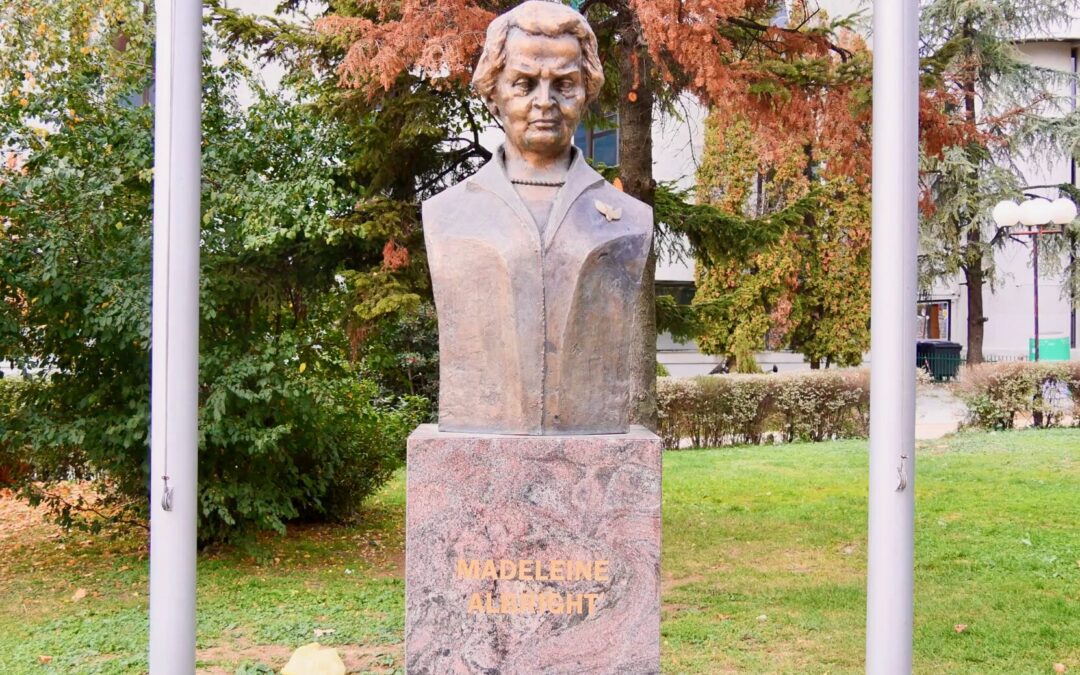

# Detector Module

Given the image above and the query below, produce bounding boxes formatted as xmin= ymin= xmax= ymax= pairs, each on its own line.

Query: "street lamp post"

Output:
xmin=992 ymin=197 xmax=1077 ymax=361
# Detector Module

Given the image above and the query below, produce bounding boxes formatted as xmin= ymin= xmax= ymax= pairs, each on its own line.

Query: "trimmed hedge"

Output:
xmin=656 ymin=370 xmax=870 ymax=450
xmin=957 ymin=361 xmax=1080 ymax=430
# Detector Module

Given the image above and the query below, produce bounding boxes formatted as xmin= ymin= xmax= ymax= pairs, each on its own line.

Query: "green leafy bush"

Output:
xmin=957 ymin=361 xmax=1080 ymax=430
xmin=773 ymin=370 xmax=869 ymax=442
xmin=0 ymin=378 xmax=28 ymax=488
xmin=196 ymin=338 xmax=426 ymax=543
xmin=358 ymin=303 xmax=439 ymax=416
xmin=0 ymin=17 xmax=427 ymax=542
xmin=697 ymin=375 xmax=773 ymax=446
xmin=656 ymin=370 xmax=869 ymax=450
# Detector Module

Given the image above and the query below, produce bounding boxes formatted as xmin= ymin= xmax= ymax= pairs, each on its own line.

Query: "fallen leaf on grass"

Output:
xmin=71 ymin=587 xmax=87 ymax=601
xmin=953 ymin=624 xmax=967 ymax=633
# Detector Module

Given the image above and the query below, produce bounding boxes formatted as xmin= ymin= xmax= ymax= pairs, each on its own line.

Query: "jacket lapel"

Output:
xmin=465 ymin=154 xmax=539 ymax=243
xmin=466 ymin=145 xmax=606 ymax=250
xmin=542 ymin=148 xmax=605 ymax=250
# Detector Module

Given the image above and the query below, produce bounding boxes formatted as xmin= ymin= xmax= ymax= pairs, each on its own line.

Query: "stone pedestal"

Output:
xmin=405 ymin=424 xmax=662 ymax=674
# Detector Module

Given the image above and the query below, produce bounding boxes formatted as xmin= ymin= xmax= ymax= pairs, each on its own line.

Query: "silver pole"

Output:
xmin=149 ymin=0 xmax=202 ymax=672
xmin=866 ymin=0 xmax=918 ymax=673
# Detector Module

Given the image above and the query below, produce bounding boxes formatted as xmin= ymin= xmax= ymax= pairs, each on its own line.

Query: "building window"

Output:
xmin=574 ymin=113 xmax=619 ymax=166
xmin=656 ymin=281 xmax=695 ymax=306
xmin=917 ymin=299 xmax=951 ymax=340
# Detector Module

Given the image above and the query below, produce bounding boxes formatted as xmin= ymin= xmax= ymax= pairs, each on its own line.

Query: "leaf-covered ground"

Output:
xmin=1 ymin=429 xmax=1077 ymax=674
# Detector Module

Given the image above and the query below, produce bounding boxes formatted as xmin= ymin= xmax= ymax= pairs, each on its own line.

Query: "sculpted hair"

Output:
xmin=472 ymin=0 xmax=605 ymax=106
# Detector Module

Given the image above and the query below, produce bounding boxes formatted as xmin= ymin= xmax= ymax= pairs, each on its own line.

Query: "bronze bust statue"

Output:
xmin=423 ymin=0 xmax=652 ymax=435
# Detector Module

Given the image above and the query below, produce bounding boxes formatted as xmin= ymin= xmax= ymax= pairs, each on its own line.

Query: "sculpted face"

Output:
xmin=490 ymin=29 xmax=587 ymax=159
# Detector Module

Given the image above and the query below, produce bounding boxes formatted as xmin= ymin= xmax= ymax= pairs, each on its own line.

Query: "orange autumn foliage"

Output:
xmin=919 ymin=87 xmax=981 ymax=160
xmin=382 ymin=238 xmax=411 ymax=270
xmin=319 ymin=0 xmax=495 ymax=93
xmin=319 ymin=0 xmax=977 ymax=233
xmin=319 ymin=0 xmax=882 ymax=176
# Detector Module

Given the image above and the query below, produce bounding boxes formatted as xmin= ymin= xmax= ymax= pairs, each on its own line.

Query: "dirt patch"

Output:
xmin=199 ymin=520 xmax=405 ymax=579
xmin=0 ymin=483 xmax=138 ymax=550
xmin=382 ymin=549 xmax=405 ymax=578
xmin=0 ymin=488 xmax=60 ymax=546
xmin=196 ymin=639 xmax=404 ymax=674
xmin=662 ymin=573 xmax=707 ymax=593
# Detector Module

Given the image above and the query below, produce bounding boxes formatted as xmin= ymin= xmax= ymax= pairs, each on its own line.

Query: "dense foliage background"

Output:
xmin=0 ymin=0 xmax=425 ymax=543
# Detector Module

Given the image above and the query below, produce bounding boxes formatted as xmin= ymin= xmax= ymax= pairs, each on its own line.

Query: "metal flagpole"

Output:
xmin=148 ymin=0 xmax=202 ymax=672
xmin=866 ymin=0 xmax=919 ymax=673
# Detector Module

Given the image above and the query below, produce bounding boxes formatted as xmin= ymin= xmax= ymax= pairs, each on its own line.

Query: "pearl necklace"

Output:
xmin=510 ymin=178 xmax=565 ymax=187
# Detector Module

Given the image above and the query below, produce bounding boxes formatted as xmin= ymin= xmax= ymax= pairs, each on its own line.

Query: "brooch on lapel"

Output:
xmin=594 ymin=199 xmax=622 ymax=222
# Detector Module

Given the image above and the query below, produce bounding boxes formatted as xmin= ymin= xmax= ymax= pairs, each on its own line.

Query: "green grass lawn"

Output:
xmin=0 ymin=429 xmax=1077 ymax=674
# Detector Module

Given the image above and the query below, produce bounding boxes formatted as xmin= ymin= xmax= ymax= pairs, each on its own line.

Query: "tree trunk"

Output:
xmin=963 ymin=252 xmax=986 ymax=364
xmin=617 ymin=27 xmax=657 ymax=430
xmin=960 ymin=25 xmax=985 ymax=365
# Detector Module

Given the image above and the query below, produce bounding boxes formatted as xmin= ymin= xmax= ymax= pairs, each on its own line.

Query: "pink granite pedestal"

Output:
xmin=405 ymin=424 xmax=662 ymax=674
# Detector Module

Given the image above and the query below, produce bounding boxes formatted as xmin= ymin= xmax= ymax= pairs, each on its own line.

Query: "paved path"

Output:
xmin=915 ymin=384 xmax=967 ymax=439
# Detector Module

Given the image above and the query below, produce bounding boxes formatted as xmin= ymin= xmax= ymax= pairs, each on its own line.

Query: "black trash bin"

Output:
xmin=916 ymin=340 xmax=963 ymax=381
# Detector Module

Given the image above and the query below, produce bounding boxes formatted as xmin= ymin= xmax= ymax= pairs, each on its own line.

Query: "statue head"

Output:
xmin=472 ymin=1 xmax=605 ymax=160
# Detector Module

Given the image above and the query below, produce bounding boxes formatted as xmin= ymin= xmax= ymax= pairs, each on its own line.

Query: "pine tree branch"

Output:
xmin=724 ymin=16 xmax=854 ymax=62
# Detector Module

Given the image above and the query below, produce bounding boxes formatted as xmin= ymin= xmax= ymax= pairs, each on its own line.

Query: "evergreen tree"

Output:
xmin=0 ymin=0 xmax=424 ymax=542
xmin=918 ymin=0 xmax=1080 ymax=362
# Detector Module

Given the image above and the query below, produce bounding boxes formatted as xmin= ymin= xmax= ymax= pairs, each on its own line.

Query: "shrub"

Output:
xmin=657 ymin=369 xmax=869 ymax=450
xmin=656 ymin=377 xmax=699 ymax=450
xmin=2 ymin=350 xmax=426 ymax=544
xmin=773 ymin=370 xmax=869 ymax=442
xmin=0 ymin=38 xmax=429 ymax=543
xmin=195 ymin=339 xmax=427 ymax=543
xmin=358 ymin=303 xmax=439 ymax=418
xmin=957 ymin=361 xmax=1079 ymax=430
xmin=0 ymin=378 xmax=28 ymax=488
xmin=1066 ymin=361 xmax=1080 ymax=421
xmin=699 ymin=375 xmax=773 ymax=446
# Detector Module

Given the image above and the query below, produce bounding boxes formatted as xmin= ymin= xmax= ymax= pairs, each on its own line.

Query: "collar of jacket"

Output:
xmin=466 ymin=144 xmax=606 ymax=250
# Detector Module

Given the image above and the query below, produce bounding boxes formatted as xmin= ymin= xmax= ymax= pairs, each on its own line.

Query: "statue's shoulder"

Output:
xmin=423 ymin=178 xmax=476 ymax=207
xmin=588 ymin=180 xmax=653 ymax=233
xmin=422 ymin=180 xmax=470 ymax=225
